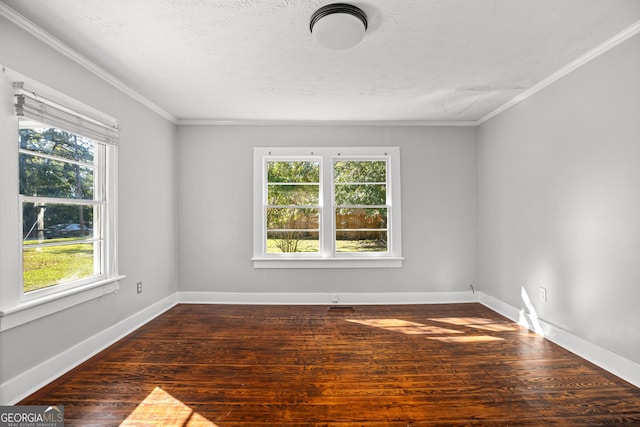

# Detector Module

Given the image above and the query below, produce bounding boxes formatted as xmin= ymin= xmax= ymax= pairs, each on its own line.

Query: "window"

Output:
xmin=0 ymin=78 xmax=122 ymax=331
xmin=253 ymin=147 xmax=402 ymax=268
xmin=14 ymin=82 xmax=120 ymax=298
xmin=19 ymin=120 xmax=103 ymax=294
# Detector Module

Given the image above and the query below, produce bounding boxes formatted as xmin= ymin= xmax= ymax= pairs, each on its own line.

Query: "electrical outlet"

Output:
xmin=137 ymin=282 xmax=143 ymax=294
xmin=332 ymin=293 xmax=339 ymax=303
xmin=539 ymin=287 xmax=547 ymax=302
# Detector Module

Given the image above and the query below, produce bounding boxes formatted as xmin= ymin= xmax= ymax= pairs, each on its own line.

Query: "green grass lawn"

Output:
xmin=335 ymin=239 xmax=387 ymax=252
xmin=267 ymin=239 xmax=319 ymax=253
xmin=23 ymin=241 xmax=95 ymax=293
xmin=267 ymin=239 xmax=387 ymax=253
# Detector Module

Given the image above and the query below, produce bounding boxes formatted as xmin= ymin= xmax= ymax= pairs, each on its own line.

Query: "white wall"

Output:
xmin=478 ymin=33 xmax=640 ymax=363
xmin=0 ymin=15 xmax=178 ymax=395
xmin=5 ymin=0 xmax=637 ymax=404
xmin=178 ymin=125 xmax=478 ymax=295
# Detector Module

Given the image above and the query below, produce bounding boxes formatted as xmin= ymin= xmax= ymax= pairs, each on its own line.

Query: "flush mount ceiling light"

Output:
xmin=310 ymin=3 xmax=368 ymax=50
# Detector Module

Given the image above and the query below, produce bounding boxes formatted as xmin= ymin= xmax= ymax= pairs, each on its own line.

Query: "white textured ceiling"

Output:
xmin=3 ymin=0 xmax=640 ymax=123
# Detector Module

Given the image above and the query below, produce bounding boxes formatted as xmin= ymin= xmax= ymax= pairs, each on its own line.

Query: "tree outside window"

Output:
xmin=19 ymin=122 xmax=102 ymax=293
xmin=255 ymin=147 xmax=401 ymax=267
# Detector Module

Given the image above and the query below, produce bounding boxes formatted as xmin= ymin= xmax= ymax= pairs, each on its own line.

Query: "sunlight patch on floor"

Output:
xmin=427 ymin=335 xmax=505 ymax=343
xmin=429 ymin=317 xmax=522 ymax=332
xmin=346 ymin=318 xmax=507 ymax=342
xmin=120 ymin=387 xmax=218 ymax=427
xmin=346 ymin=318 xmax=463 ymax=335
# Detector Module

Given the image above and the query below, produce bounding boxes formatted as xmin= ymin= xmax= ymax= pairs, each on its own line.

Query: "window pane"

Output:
xmin=336 ymin=208 xmax=387 ymax=253
xmin=265 ymin=160 xmax=320 ymax=255
xmin=23 ymin=203 xmax=95 ymax=241
xmin=336 ymin=208 xmax=387 ymax=230
xmin=268 ymin=161 xmax=319 ymax=183
xmin=334 ymin=160 xmax=389 ymax=253
xmin=334 ymin=161 xmax=386 ymax=183
xmin=268 ymin=184 xmax=319 ymax=205
xmin=267 ymin=231 xmax=319 ymax=253
xmin=23 ymin=243 xmax=98 ymax=293
xmin=267 ymin=208 xmax=319 ymax=230
xmin=336 ymin=230 xmax=388 ymax=253
xmin=19 ymin=125 xmax=95 ymax=164
xmin=335 ymin=184 xmax=386 ymax=205
xmin=20 ymin=153 xmax=94 ymax=199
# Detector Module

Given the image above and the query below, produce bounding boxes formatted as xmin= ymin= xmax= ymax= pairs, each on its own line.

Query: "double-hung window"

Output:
xmin=0 ymin=79 xmax=121 ymax=331
xmin=253 ymin=147 xmax=402 ymax=268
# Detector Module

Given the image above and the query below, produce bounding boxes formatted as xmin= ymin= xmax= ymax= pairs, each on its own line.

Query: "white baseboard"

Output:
xmin=0 ymin=293 xmax=178 ymax=405
xmin=477 ymin=291 xmax=640 ymax=388
xmin=476 ymin=292 xmax=524 ymax=326
xmin=177 ymin=291 xmax=477 ymax=305
xmin=3 ymin=290 xmax=637 ymax=404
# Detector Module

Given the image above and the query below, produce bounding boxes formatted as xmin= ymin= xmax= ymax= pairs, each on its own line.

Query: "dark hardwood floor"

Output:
xmin=20 ymin=303 xmax=640 ymax=426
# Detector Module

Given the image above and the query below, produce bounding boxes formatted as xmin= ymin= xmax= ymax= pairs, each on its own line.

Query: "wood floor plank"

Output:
xmin=19 ymin=303 xmax=640 ymax=426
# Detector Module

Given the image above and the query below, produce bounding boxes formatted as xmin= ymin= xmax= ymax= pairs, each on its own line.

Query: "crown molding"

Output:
xmin=0 ymin=2 xmax=177 ymax=124
xmin=478 ymin=19 xmax=640 ymax=125
xmin=176 ymin=119 xmax=478 ymax=127
xmin=3 ymin=3 xmax=639 ymax=128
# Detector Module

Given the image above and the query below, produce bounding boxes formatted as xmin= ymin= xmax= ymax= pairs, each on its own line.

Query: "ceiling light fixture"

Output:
xmin=310 ymin=3 xmax=368 ymax=50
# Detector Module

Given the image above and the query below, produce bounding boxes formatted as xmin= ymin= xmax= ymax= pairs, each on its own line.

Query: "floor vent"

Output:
xmin=328 ymin=305 xmax=356 ymax=312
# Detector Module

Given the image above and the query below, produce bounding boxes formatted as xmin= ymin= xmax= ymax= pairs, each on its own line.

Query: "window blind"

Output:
xmin=13 ymin=82 xmax=119 ymax=146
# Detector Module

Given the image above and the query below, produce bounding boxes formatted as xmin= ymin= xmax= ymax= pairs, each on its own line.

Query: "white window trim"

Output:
xmin=0 ymin=276 xmax=124 ymax=332
xmin=0 ymin=67 xmax=124 ymax=331
xmin=252 ymin=146 xmax=403 ymax=268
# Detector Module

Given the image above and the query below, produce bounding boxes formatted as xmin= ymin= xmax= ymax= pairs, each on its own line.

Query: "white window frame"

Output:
xmin=0 ymin=69 xmax=124 ymax=332
xmin=252 ymin=146 xmax=403 ymax=268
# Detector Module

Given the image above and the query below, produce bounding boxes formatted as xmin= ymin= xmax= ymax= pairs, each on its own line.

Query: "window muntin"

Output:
xmin=254 ymin=147 xmax=401 ymax=266
xmin=19 ymin=119 xmax=104 ymax=295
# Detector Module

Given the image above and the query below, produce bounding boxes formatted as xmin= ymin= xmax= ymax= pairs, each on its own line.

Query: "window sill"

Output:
xmin=252 ymin=257 xmax=403 ymax=269
xmin=0 ymin=276 xmax=125 ymax=331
